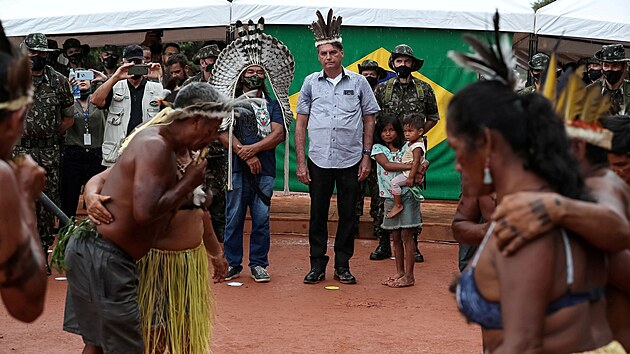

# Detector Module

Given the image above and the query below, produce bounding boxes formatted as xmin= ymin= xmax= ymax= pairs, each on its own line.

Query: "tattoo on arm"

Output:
xmin=0 ymin=239 xmax=40 ymax=288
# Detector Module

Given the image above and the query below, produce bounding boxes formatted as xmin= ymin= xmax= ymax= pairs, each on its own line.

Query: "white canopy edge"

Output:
xmin=535 ymin=0 xmax=630 ymax=43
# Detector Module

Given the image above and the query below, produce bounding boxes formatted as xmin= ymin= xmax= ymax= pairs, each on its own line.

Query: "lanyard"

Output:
xmin=77 ymin=96 xmax=90 ymax=134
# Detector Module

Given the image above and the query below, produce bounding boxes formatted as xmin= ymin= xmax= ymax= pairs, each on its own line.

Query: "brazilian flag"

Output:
xmin=265 ymin=25 xmax=485 ymax=200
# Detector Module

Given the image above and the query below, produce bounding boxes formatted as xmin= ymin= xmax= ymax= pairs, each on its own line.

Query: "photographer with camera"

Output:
xmin=91 ymin=44 xmax=164 ymax=166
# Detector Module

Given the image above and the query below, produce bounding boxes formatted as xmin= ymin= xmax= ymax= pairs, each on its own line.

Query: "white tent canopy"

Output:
xmin=535 ymin=0 xmax=630 ymax=44
xmin=230 ymin=0 xmax=534 ymax=33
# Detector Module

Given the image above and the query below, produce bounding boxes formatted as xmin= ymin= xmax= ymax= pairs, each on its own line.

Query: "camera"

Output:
xmin=127 ymin=64 xmax=150 ymax=76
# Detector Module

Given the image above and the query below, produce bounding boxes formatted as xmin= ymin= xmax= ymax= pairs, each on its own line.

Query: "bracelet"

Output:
xmin=362 ymin=149 xmax=371 ymax=155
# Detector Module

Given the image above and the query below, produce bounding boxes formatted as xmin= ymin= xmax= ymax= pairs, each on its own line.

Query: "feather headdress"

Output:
xmin=0 ymin=20 xmax=33 ymax=112
xmin=310 ymin=9 xmax=343 ymax=48
xmin=447 ymin=11 xmax=516 ymax=90
xmin=540 ymin=56 xmax=612 ymax=150
xmin=210 ymin=17 xmax=295 ymax=194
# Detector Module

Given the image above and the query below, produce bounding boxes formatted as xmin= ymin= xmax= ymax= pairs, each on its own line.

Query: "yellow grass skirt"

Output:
xmin=137 ymin=243 xmax=214 ymax=354
xmin=574 ymin=341 xmax=627 ymax=354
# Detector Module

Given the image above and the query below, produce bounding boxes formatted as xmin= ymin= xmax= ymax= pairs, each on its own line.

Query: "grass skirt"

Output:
xmin=137 ymin=243 xmax=214 ymax=354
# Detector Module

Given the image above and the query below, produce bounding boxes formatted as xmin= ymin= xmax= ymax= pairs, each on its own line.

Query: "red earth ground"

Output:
xmin=0 ymin=235 xmax=481 ymax=354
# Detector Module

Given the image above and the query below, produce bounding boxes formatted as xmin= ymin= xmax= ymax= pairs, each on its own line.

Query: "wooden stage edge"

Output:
xmin=251 ymin=192 xmax=458 ymax=242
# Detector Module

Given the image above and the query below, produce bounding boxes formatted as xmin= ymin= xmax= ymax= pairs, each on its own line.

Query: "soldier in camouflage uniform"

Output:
xmin=14 ymin=33 xmax=75 ymax=274
xmin=373 ymin=44 xmax=440 ymax=262
xmin=587 ymin=44 xmax=630 ymax=116
xmin=518 ymin=53 xmax=560 ymax=95
xmin=354 ymin=60 xmax=387 ymax=240
xmin=182 ymin=44 xmax=226 ymax=241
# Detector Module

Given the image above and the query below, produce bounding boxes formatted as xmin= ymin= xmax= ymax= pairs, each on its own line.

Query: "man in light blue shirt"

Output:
xmin=295 ymin=38 xmax=379 ymax=285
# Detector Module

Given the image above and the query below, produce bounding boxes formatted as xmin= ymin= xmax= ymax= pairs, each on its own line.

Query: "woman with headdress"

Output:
xmin=0 ymin=20 xmax=48 ymax=323
xmin=448 ymin=13 xmax=624 ymax=353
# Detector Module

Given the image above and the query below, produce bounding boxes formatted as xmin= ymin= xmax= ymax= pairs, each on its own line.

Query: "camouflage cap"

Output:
xmin=22 ymin=33 xmax=57 ymax=52
xmin=388 ymin=44 xmax=424 ymax=71
xmin=193 ymin=44 xmax=221 ymax=62
xmin=594 ymin=44 xmax=629 ymax=63
xmin=62 ymin=38 xmax=91 ymax=56
xmin=357 ymin=59 xmax=387 ymax=79
xmin=528 ymin=53 xmax=550 ymax=70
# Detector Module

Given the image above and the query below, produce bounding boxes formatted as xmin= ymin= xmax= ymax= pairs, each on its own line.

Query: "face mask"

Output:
xmin=79 ymin=89 xmax=90 ymax=100
xmin=531 ymin=73 xmax=541 ymax=83
xmin=394 ymin=65 xmax=412 ymax=78
xmin=31 ymin=56 xmax=46 ymax=71
xmin=242 ymin=75 xmax=264 ymax=89
xmin=603 ymin=69 xmax=623 ymax=84
xmin=68 ymin=53 xmax=82 ymax=65
xmin=204 ymin=64 xmax=214 ymax=73
xmin=103 ymin=56 xmax=118 ymax=69
xmin=365 ymin=76 xmax=378 ymax=89
xmin=587 ymin=70 xmax=603 ymax=82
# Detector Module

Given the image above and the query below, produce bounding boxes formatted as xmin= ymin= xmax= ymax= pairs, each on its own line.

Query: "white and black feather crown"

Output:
xmin=310 ymin=9 xmax=343 ymax=48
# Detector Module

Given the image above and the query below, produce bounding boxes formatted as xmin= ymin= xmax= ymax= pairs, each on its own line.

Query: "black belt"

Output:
xmin=19 ymin=136 xmax=60 ymax=149
xmin=64 ymin=145 xmax=102 ymax=153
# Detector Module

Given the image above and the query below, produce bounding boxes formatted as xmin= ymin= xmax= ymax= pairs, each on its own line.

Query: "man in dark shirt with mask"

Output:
xmin=61 ymin=38 xmax=90 ymax=77
xmin=588 ymin=44 xmax=630 ymax=116
xmin=372 ymin=44 xmax=439 ymax=263
xmin=518 ymin=53 xmax=561 ymax=95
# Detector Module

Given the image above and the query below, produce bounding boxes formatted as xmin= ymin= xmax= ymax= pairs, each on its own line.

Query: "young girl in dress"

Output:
xmin=372 ymin=115 xmax=422 ymax=287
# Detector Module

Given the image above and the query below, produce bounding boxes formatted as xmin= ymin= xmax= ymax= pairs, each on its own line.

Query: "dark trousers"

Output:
xmin=308 ymin=159 xmax=360 ymax=270
xmin=60 ymin=146 xmax=106 ymax=218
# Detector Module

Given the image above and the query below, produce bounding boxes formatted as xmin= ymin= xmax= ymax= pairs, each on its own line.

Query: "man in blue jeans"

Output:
xmin=219 ymin=65 xmax=285 ymax=282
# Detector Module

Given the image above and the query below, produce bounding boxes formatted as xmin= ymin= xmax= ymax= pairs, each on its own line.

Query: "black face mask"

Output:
xmin=587 ymin=70 xmax=603 ymax=82
xmin=603 ymin=69 xmax=624 ymax=85
xmin=103 ymin=56 xmax=118 ymax=69
xmin=365 ymin=76 xmax=378 ymax=89
xmin=394 ymin=65 xmax=412 ymax=78
xmin=79 ymin=89 xmax=90 ymax=100
xmin=242 ymin=75 xmax=264 ymax=89
xmin=68 ymin=53 xmax=82 ymax=65
xmin=205 ymin=64 xmax=214 ymax=73
xmin=31 ymin=56 xmax=47 ymax=71
xmin=531 ymin=73 xmax=541 ymax=83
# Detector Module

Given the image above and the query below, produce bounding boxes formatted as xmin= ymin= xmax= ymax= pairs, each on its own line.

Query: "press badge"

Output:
xmin=84 ymin=133 xmax=92 ymax=146
xmin=343 ymin=90 xmax=354 ymax=95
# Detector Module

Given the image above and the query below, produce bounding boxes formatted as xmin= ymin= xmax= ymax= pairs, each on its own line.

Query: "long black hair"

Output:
xmin=448 ymin=80 xmax=588 ymax=200
xmin=374 ymin=114 xmax=404 ymax=149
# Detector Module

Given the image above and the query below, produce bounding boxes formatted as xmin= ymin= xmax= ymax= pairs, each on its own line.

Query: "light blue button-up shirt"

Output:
xmin=296 ymin=67 xmax=380 ymax=169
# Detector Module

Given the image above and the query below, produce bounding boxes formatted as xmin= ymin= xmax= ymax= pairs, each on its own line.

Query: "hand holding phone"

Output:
xmin=74 ymin=70 xmax=94 ymax=81
xmin=127 ymin=64 xmax=150 ymax=76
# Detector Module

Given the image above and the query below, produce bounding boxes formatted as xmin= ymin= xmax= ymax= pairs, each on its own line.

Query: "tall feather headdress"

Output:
xmin=540 ymin=56 xmax=612 ymax=150
xmin=211 ymin=17 xmax=295 ymax=194
xmin=309 ymin=9 xmax=343 ymax=48
xmin=447 ymin=11 xmax=516 ymax=90
xmin=0 ymin=20 xmax=33 ymax=112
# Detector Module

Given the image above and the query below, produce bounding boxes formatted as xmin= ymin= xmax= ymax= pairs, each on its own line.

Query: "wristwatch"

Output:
xmin=362 ymin=149 xmax=371 ymax=156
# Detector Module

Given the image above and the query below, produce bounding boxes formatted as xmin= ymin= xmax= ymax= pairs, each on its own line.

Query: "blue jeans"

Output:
xmin=224 ymin=172 xmax=274 ymax=271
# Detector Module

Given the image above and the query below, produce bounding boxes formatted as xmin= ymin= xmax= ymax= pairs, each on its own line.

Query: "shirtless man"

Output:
xmin=63 ymin=83 xmax=229 ymax=354
xmin=0 ymin=21 xmax=48 ymax=322
xmin=491 ymin=119 xmax=630 ymax=350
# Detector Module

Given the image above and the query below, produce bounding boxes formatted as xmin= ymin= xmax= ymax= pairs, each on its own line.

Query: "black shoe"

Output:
xmin=45 ymin=263 xmax=51 ymax=276
xmin=414 ymin=250 xmax=425 ymax=263
xmin=369 ymin=243 xmax=392 ymax=260
xmin=225 ymin=266 xmax=241 ymax=281
xmin=304 ymin=268 xmax=325 ymax=284
xmin=333 ymin=267 xmax=357 ymax=284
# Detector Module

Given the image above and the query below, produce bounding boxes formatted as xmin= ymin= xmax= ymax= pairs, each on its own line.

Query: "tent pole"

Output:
xmin=226 ymin=0 xmax=235 ymax=44
xmin=526 ymin=33 xmax=538 ymax=87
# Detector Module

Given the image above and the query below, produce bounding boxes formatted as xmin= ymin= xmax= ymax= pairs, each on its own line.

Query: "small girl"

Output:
xmin=387 ymin=115 xmax=427 ymax=218
xmin=372 ymin=115 xmax=422 ymax=288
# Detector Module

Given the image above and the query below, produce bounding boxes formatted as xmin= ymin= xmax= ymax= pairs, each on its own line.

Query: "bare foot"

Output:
xmin=387 ymin=275 xmax=415 ymax=288
xmin=381 ymin=273 xmax=404 ymax=286
xmin=386 ymin=204 xmax=404 ymax=218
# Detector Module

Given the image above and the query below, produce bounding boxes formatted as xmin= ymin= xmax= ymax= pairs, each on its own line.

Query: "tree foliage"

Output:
xmin=532 ymin=0 xmax=556 ymax=11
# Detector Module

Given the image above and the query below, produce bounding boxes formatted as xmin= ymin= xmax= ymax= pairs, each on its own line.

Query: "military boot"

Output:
xmin=413 ymin=233 xmax=425 ymax=263
xmin=370 ymin=234 xmax=392 ymax=260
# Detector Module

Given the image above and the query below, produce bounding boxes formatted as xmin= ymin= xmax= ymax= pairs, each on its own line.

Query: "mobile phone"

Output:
xmin=74 ymin=70 xmax=94 ymax=81
xmin=127 ymin=64 xmax=149 ymax=76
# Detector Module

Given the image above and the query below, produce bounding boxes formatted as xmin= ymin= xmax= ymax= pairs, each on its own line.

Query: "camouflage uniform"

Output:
xmin=371 ymin=44 xmax=440 ymax=261
xmin=587 ymin=44 xmax=630 ymax=116
xmin=14 ymin=34 xmax=74 ymax=254
xmin=182 ymin=44 xmax=226 ymax=241
xmin=518 ymin=53 xmax=559 ymax=95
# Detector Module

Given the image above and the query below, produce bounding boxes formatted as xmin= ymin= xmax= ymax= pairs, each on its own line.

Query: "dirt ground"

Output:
xmin=0 ymin=236 xmax=481 ymax=354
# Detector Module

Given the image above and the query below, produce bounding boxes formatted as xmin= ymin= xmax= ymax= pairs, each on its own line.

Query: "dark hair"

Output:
xmin=162 ymin=42 xmax=180 ymax=54
xmin=584 ymin=143 xmax=609 ymax=166
xmin=600 ymin=115 xmax=630 ymax=154
xmin=448 ymin=80 xmax=588 ymax=200
xmin=234 ymin=67 xmax=270 ymax=97
xmin=317 ymin=42 xmax=343 ymax=52
xmin=166 ymin=53 xmax=188 ymax=68
xmin=374 ymin=114 xmax=404 ymax=149
xmin=173 ymin=82 xmax=223 ymax=109
xmin=402 ymin=115 xmax=425 ymax=130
